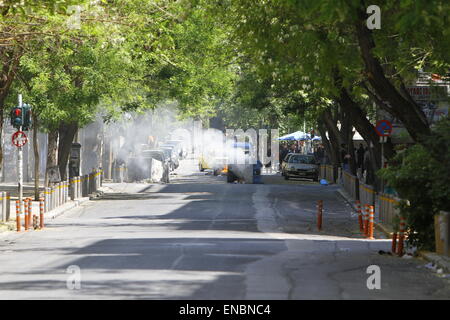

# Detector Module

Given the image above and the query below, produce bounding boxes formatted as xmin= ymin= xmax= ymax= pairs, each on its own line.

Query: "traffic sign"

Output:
xmin=12 ymin=131 xmax=28 ymax=147
xmin=375 ymin=120 xmax=392 ymax=137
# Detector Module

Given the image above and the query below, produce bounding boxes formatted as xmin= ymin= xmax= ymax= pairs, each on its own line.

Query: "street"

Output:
xmin=0 ymin=158 xmax=449 ymax=299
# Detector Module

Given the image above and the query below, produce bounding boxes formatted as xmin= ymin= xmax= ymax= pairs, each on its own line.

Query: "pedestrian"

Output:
xmin=357 ymin=143 xmax=365 ymax=169
xmin=341 ymin=144 xmax=350 ymax=172
xmin=280 ymin=144 xmax=289 ymax=169
xmin=363 ymin=147 xmax=374 ymax=184
xmin=315 ymin=144 xmax=325 ymax=164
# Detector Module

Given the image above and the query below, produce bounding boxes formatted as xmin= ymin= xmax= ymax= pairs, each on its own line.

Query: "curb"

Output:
xmin=0 ymin=197 xmax=92 ymax=235
xmin=418 ymin=251 xmax=450 ymax=273
xmin=44 ymin=197 xmax=91 ymax=220
xmin=338 ymin=188 xmax=450 ymax=273
xmin=336 ymin=188 xmax=392 ymax=238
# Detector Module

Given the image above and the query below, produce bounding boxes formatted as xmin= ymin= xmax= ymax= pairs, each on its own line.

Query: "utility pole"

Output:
xmin=11 ymin=94 xmax=31 ymax=221
xmin=17 ymin=94 xmax=23 ymax=217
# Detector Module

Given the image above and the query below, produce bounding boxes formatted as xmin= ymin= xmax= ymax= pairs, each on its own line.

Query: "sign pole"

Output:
xmin=375 ymin=120 xmax=392 ymax=193
xmin=380 ymin=136 xmax=384 ymax=192
xmin=18 ymin=94 xmax=23 ymax=218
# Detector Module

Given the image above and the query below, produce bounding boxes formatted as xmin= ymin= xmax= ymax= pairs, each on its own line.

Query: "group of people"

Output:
xmin=278 ymin=141 xmax=326 ymax=165
xmin=341 ymin=143 xmax=376 ymax=183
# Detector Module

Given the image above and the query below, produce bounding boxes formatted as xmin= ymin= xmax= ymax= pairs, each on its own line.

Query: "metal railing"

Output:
xmin=378 ymin=193 xmax=401 ymax=226
xmin=0 ymin=192 xmax=11 ymax=222
xmin=43 ymin=168 xmax=103 ymax=213
xmin=342 ymin=171 xmax=359 ymax=201
xmin=1 ymin=168 xmax=103 ymax=222
xmin=359 ymin=181 xmax=376 ymax=207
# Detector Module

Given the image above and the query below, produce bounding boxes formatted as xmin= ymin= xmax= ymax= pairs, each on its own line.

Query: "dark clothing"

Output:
xmin=280 ymin=148 xmax=289 ymax=163
xmin=363 ymin=149 xmax=374 ymax=184
xmin=357 ymin=146 xmax=365 ymax=169
xmin=341 ymin=150 xmax=348 ymax=165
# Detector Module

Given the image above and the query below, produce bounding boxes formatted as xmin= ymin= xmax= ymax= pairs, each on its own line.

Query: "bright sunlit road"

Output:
xmin=0 ymin=158 xmax=449 ymax=299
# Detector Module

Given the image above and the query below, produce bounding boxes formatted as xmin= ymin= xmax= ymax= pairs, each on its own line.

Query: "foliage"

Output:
xmin=379 ymin=118 xmax=450 ymax=250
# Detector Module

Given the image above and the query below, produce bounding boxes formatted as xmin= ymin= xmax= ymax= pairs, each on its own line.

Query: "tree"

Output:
xmin=379 ymin=118 xmax=450 ymax=250
xmin=9 ymin=0 xmax=182 ymax=182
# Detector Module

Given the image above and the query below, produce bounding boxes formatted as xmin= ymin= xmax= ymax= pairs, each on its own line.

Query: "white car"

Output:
xmin=281 ymin=153 xmax=319 ymax=181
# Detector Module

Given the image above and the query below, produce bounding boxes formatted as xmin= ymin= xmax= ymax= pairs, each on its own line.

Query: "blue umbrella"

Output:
xmin=278 ymin=131 xmax=310 ymax=141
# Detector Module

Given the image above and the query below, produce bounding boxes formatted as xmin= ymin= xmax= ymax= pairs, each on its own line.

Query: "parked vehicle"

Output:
xmin=226 ymin=142 xmax=261 ymax=183
xmin=165 ymin=140 xmax=187 ymax=159
xmin=281 ymin=153 xmax=318 ymax=181
xmin=141 ymin=149 xmax=170 ymax=183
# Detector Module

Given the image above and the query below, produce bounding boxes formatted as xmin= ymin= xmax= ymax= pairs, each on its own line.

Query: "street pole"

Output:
xmin=18 ymin=94 xmax=23 ymax=218
xmin=380 ymin=136 xmax=385 ymax=192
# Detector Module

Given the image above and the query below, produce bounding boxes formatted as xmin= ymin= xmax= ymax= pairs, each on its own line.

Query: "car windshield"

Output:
xmin=289 ymin=155 xmax=316 ymax=164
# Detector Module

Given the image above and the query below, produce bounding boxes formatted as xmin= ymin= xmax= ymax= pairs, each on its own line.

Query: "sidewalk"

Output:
xmin=0 ymin=186 xmax=106 ymax=235
xmin=0 ymin=181 xmax=45 ymax=198
xmin=337 ymin=187 xmax=450 ymax=273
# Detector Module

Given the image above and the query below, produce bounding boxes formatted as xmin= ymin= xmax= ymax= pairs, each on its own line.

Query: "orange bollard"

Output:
xmin=364 ymin=204 xmax=370 ymax=236
xmin=27 ymin=198 xmax=32 ymax=230
xmin=24 ymin=198 xmax=29 ymax=231
xmin=317 ymin=200 xmax=323 ymax=231
xmin=391 ymin=232 xmax=398 ymax=253
xmin=367 ymin=205 xmax=375 ymax=239
xmin=39 ymin=198 xmax=44 ymax=229
xmin=356 ymin=200 xmax=363 ymax=232
xmin=397 ymin=216 xmax=406 ymax=256
xmin=16 ymin=200 xmax=21 ymax=232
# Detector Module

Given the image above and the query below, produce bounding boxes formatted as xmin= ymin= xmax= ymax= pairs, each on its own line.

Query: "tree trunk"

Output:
xmin=46 ymin=130 xmax=59 ymax=187
xmin=337 ymin=87 xmax=395 ymax=163
xmin=0 ymin=110 xmax=3 ymax=182
xmin=317 ymin=117 xmax=336 ymax=165
xmin=347 ymin=133 xmax=358 ymax=175
xmin=321 ymin=109 xmax=342 ymax=167
xmin=354 ymin=10 xmax=431 ymax=143
xmin=57 ymin=122 xmax=78 ymax=181
xmin=32 ymin=113 xmax=40 ymax=200
xmin=337 ymin=105 xmax=359 ymax=175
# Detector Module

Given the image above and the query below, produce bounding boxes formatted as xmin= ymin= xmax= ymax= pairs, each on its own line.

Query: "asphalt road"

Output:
xmin=0 ymin=158 xmax=449 ymax=299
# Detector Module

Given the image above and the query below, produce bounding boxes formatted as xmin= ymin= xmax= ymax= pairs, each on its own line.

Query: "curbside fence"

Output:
xmin=0 ymin=192 xmax=11 ymax=222
xmin=339 ymin=174 xmax=397 ymax=230
xmin=378 ymin=193 xmax=401 ymax=227
xmin=1 ymin=169 xmax=103 ymax=225
xmin=359 ymin=182 xmax=376 ymax=207
xmin=342 ymin=171 xmax=359 ymax=201
xmin=42 ymin=168 xmax=103 ymax=214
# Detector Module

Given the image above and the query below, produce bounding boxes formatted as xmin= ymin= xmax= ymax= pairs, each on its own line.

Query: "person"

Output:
xmin=341 ymin=144 xmax=350 ymax=172
xmin=357 ymin=143 xmax=365 ymax=170
xmin=315 ymin=144 xmax=325 ymax=164
xmin=280 ymin=144 xmax=289 ymax=168
xmin=363 ymin=147 xmax=374 ymax=184
xmin=290 ymin=143 xmax=297 ymax=154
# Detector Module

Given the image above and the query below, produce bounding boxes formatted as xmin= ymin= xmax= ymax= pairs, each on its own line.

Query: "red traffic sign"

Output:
xmin=375 ymin=120 xmax=393 ymax=137
xmin=12 ymin=131 xmax=28 ymax=147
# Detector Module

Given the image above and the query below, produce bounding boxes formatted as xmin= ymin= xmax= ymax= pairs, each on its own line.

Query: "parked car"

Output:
xmin=165 ymin=140 xmax=187 ymax=159
xmin=281 ymin=153 xmax=318 ymax=181
xmin=141 ymin=149 xmax=170 ymax=183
